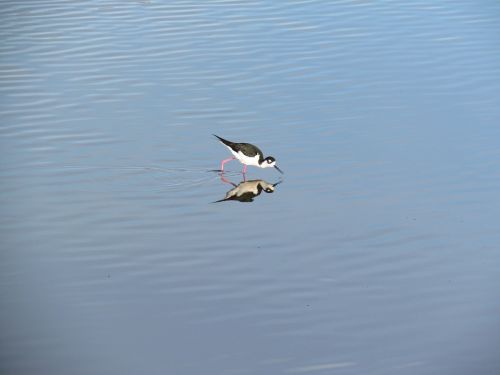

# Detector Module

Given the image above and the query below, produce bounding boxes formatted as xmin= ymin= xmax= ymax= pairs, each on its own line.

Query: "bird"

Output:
xmin=213 ymin=134 xmax=283 ymax=174
xmin=215 ymin=177 xmax=282 ymax=203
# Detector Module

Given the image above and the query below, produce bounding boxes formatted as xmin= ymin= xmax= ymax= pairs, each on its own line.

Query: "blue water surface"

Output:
xmin=1 ymin=1 xmax=500 ymax=374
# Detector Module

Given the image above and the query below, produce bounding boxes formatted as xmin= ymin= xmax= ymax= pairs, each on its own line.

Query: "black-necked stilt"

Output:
xmin=213 ymin=134 xmax=284 ymax=174
xmin=215 ymin=176 xmax=282 ymax=203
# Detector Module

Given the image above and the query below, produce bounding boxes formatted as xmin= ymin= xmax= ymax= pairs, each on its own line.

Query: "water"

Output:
xmin=1 ymin=1 xmax=500 ymax=374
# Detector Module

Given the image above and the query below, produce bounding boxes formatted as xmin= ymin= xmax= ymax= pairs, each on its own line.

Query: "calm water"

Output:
xmin=1 ymin=1 xmax=500 ymax=374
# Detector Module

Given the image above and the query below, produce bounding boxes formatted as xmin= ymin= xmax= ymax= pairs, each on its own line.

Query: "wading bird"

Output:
xmin=213 ymin=134 xmax=283 ymax=174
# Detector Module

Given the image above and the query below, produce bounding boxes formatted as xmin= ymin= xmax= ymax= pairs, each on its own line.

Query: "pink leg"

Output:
xmin=242 ymin=164 xmax=247 ymax=174
xmin=220 ymin=174 xmax=237 ymax=187
xmin=220 ymin=157 xmax=235 ymax=171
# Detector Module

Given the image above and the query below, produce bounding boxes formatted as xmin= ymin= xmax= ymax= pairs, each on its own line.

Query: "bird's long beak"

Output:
xmin=274 ymin=165 xmax=284 ymax=174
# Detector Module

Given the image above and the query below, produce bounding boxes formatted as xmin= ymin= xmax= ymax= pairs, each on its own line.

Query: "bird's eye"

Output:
xmin=267 ymin=159 xmax=272 ymax=163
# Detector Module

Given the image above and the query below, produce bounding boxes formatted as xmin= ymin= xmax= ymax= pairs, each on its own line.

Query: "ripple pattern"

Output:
xmin=1 ymin=1 xmax=500 ymax=375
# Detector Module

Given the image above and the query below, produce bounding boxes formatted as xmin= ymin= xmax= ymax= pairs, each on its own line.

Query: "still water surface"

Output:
xmin=1 ymin=1 xmax=500 ymax=374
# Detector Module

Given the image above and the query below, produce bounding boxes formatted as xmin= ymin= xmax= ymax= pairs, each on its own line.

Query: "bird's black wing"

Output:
xmin=213 ymin=134 xmax=236 ymax=148
xmin=213 ymin=135 xmax=264 ymax=160
xmin=234 ymin=143 xmax=263 ymax=158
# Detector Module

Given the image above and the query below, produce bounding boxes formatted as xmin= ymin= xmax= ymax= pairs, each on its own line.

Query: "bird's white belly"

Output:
xmin=227 ymin=147 xmax=261 ymax=166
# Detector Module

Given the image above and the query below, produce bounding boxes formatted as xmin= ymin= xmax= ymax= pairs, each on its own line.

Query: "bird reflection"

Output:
xmin=214 ymin=174 xmax=282 ymax=203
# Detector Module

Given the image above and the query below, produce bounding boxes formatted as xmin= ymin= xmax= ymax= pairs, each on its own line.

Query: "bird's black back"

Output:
xmin=213 ymin=134 xmax=264 ymax=161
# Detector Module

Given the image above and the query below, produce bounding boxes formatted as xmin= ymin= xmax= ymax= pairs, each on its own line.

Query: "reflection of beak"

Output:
xmin=274 ymin=165 xmax=284 ymax=174
xmin=272 ymin=180 xmax=283 ymax=187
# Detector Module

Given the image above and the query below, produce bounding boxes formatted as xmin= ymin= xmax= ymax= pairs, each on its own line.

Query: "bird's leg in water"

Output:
xmin=220 ymin=157 xmax=235 ymax=171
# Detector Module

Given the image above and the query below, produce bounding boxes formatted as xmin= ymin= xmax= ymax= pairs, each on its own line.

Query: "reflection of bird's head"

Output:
xmin=258 ymin=180 xmax=278 ymax=193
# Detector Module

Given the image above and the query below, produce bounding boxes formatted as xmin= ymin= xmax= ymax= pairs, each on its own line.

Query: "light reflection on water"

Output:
xmin=1 ymin=0 xmax=500 ymax=374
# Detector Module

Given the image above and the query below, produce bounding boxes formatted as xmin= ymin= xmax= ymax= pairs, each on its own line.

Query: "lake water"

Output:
xmin=1 ymin=1 xmax=500 ymax=374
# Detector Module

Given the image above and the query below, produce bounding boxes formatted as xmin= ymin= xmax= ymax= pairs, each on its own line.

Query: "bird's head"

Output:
xmin=261 ymin=156 xmax=284 ymax=174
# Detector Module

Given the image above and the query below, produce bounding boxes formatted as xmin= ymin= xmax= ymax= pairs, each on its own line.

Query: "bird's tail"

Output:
xmin=213 ymin=134 xmax=235 ymax=148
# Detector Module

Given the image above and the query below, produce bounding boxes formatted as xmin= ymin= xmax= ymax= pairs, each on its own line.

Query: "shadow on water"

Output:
xmin=213 ymin=173 xmax=283 ymax=203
